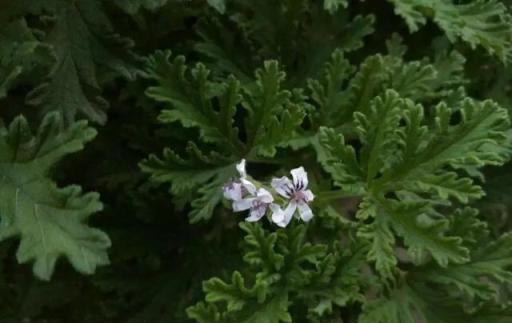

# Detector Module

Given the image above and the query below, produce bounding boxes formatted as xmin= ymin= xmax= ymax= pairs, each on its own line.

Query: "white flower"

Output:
xmin=232 ymin=188 xmax=274 ymax=222
xmin=271 ymin=167 xmax=314 ymax=227
xmin=222 ymin=159 xmax=256 ymax=201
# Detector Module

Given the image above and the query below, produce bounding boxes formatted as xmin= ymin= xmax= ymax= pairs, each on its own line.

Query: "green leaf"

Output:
xmin=318 ymin=127 xmax=365 ymax=194
xmin=383 ymin=98 xmax=510 ymax=186
xmin=193 ymin=3 xmax=373 ymax=86
xmin=342 ymin=54 xmax=387 ymax=120
xmin=355 ymin=90 xmax=403 ymax=182
xmin=323 ymin=0 xmax=348 ymax=13
xmin=404 ymin=172 xmax=483 ymax=203
xmin=196 ymin=270 xmax=291 ymax=323
xmin=335 ymin=15 xmax=375 ymax=53
xmin=420 ymin=232 xmax=512 ymax=301
xmin=388 ymin=0 xmax=427 ymax=32
xmin=0 ymin=113 xmax=110 ymax=280
xmin=240 ymin=222 xmax=284 ymax=273
xmin=187 ymin=303 xmax=222 ymax=323
xmin=389 ymin=0 xmax=512 ymax=63
xmin=320 ymin=90 xmax=509 ymax=276
xmin=204 ymin=271 xmax=260 ymax=311
xmin=145 ymin=52 xmax=303 ymax=157
xmin=243 ymin=61 xmax=305 ymax=157
xmin=430 ymin=47 xmax=467 ymax=97
xmin=188 ymin=295 xmax=291 ymax=323
xmin=360 ymin=280 xmax=512 ymax=323
xmin=240 ymin=295 xmax=291 ymax=323
xmin=145 ymin=50 xmax=243 ymax=150
xmin=300 ymin=243 xmax=366 ymax=318
xmin=448 ymin=207 xmax=489 ymax=249
xmin=113 ymin=0 xmax=168 ymax=14
xmin=357 ymin=213 xmax=397 ymax=278
xmin=383 ymin=199 xmax=469 ymax=267
xmin=194 ymin=17 xmax=255 ymax=82
xmin=384 ymin=60 xmax=437 ymax=101
xmin=140 ymin=143 xmax=233 ymax=223
xmin=308 ymin=44 xmax=466 ymax=131
xmin=0 ymin=19 xmax=54 ymax=99
xmin=382 ymin=37 xmax=467 ymax=103
xmin=359 ymin=284 xmax=428 ymax=323
xmin=25 ymin=0 xmax=138 ymax=125
xmin=277 ymin=225 xmax=328 ymax=286
xmin=207 ymin=0 xmax=226 ymax=13
xmin=308 ymin=49 xmax=354 ymax=127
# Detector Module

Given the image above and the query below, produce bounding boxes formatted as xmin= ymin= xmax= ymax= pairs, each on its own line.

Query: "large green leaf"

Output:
xmin=320 ymin=90 xmax=510 ymax=277
xmin=0 ymin=113 xmax=110 ymax=280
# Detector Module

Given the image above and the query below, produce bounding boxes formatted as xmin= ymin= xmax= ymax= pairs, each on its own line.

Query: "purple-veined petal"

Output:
xmin=241 ymin=178 xmax=257 ymax=195
xmin=297 ymin=201 xmax=313 ymax=222
xmin=233 ymin=198 xmax=255 ymax=212
xmin=271 ymin=176 xmax=293 ymax=198
xmin=303 ymin=189 xmax=315 ymax=202
xmin=223 ymin=182 xmax=242 ymax=201
xmin=236 ymin=159 xmax=247 ymax=178
xmin=291 ymin=166 xmax=308 ymax=190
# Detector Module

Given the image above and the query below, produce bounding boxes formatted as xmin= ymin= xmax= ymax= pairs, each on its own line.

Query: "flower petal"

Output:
xmin=241 ymin=178 xmax=257 ymax=195
xmin=236 ymin=159 xmax=247 ymax=178
xmin=303 ymin=189 xmax=315 ymax=202
xmin=272 ymin=202 xmax=297 ymax=227
xmin=291 ymin=166 xmax=308 ymax=190
xmin=246 ymin=206 xmax=267 ymax=222
xmin=271 ymin=176 xmax=293 ymax=198
xmin=256 ymin=188 xmax=274 ymax=204
xmin=223 ymin=182 xmax=242 ymax=201
xmin=232 ymin=198 xmax=255 ymax=212
xmin=297 ymin=201 xmax=313 ymax=222
xmin=270 ymin=204 xmax=284 ymax=223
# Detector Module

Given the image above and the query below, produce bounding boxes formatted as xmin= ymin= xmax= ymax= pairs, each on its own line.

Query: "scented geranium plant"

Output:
xmin=2 ymin=0 xmax=512 ymax=322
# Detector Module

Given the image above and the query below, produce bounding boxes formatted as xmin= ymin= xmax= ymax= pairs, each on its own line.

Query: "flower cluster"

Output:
xmin=223 ymin=160 xmax=315 ymax=227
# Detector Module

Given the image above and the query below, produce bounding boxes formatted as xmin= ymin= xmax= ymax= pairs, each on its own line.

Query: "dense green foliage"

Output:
xmin=2 ymin=0 xmax=512 ymax=322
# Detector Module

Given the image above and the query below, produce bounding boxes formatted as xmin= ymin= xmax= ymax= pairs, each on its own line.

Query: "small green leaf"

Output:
xmin=240 ymin=222 xmax=284 ymax=273
xmin=204 ymin=271 xmax=257 ymax=311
